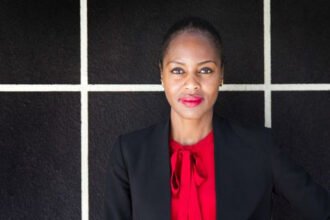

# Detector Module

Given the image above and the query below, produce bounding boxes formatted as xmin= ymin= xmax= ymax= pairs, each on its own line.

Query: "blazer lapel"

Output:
xmin=213 ymin=115 xmax=241 ymax=220
xmin=144 ymin=117 xmax=171 ymax=220
xmin=213 ymin=115 xmax=267 ymax=220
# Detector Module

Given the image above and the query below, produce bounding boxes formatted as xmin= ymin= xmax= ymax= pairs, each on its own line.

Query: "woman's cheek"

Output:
xmin=204 ymin=78 xmax=220 ymax=90
xmin=168 ymin=80 xmax=183 ymax=93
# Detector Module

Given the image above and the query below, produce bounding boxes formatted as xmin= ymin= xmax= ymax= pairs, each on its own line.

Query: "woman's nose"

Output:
xmin=184 ymin=74 xmax=200 ymax=90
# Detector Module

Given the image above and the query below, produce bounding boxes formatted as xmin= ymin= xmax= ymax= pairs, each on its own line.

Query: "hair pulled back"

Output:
xmin=159 ymin=17 xmax=224 ymax=68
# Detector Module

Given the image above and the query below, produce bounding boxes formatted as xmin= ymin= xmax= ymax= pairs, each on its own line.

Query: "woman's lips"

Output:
xmin=179 ymin=95 xmax=203 ymax=107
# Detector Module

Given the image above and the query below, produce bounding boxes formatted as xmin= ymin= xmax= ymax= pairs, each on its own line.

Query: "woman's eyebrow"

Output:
xmin=166 ymin=60 xmax=217 ymax=66
xmin=165 ymin=61 xmax=185 ymax=66
xmin=197 ymin=60 xmax=217 ymax=65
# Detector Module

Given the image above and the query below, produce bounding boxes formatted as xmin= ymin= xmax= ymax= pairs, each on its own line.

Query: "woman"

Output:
xmin=105 ymin=17 xmax=330 ymax=220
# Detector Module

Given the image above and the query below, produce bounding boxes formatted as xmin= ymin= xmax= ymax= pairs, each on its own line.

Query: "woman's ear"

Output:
xmin=159 ymin=62 xmax=164 ymax=84
xmin=159 ymin=62 xmax=163 ymax=73
xmin=220 ymin=66 xmax=224 ymax=86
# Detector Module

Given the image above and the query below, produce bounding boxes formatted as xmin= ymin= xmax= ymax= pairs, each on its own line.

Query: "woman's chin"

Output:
xmin=171 ymin=108 xmax=213 ymax=121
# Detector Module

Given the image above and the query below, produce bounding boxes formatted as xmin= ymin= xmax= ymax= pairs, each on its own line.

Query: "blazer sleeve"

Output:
xmin=269 ymin=131 xmax=330 ymax=219
xmin=104 ymin=136 xmax=132 ymax=220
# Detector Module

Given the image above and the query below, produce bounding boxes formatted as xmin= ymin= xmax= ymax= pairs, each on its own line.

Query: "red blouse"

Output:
xmin=169 ymin=130 xmax=216 ymax=220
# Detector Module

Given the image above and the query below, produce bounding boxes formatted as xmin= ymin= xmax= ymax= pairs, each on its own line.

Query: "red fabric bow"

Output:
xmin=170 ymin=148 xmax=208 ymax=220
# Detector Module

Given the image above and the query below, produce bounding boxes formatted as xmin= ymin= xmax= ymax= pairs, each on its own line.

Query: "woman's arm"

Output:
xmin=104 ymin=136 xmax=132 ymax=220
xmin=270 ymin=131 xmax=330 ymax=219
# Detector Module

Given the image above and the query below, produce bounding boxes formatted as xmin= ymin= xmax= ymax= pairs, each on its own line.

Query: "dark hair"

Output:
xmin=159 ymin=17 xmax=225 ymax=68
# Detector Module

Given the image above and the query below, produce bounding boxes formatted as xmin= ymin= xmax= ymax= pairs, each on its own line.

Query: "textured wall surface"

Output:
xmin=0 ymin=0 xmax=80 ymax=84
xmin=272 ymin=0 xmax=330 ymax=83
xmin=0 ymin=0 xmax=329 ymax=219
xmin=0 ymin=93 xmax=81 ymax=219
xmin=0 ymin=0 xmax=81 ymax=219
xmin=88 ymin=0 xmax=264 ymax=84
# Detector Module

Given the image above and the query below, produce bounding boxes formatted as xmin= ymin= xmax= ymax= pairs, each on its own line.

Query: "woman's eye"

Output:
xmin=199 ymin=67 xmax=213 ymax=74
xmin=171 ymin=68 xmax=184 ymax=74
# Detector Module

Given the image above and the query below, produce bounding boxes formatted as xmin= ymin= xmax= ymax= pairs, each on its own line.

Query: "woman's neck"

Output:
xmin=170 ymin=110 xmax=213 ymax=145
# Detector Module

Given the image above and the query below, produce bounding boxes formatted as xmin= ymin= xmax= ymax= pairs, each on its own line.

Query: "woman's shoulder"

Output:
xmin=227 ymin=118 xmax=271 ymax=139
xmin=110 ymin=119 xmax=170 ymax=166
xmin=215 ymin=114 xmax=271 ymax=138
xmin=215 ymin=115 xmax=273 ymax=153
xmin=115 ymin=117 xmax=169 ymax=148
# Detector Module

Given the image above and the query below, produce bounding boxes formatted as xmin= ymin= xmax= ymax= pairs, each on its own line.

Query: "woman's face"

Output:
xmin=160 ymin=31 xmax=223 ymax=121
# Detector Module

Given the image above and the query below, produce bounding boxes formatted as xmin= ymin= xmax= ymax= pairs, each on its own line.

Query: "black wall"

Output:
xmin=0 ymin=0 xmax=329 ymax=219
xmin=0 ymin=0 xmax=81 ymax=219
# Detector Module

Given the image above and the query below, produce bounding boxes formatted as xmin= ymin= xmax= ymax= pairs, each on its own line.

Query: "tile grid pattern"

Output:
xmin=0 ymin=0 xmax=329 ymax=219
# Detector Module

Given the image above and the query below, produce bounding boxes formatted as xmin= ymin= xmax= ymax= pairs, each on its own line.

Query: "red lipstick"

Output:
xmin=179 ymin=95 xmax=203 ymax=107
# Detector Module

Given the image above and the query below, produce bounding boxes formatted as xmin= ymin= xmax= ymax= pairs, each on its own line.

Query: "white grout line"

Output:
xmin=271 ymin=84 xmax=330 ymax=91
xmin=1 ymin=83 xmax=329 ymax=92
xmin=88 ymin=84 xmax=164 ymax=92
xmin=264 ymin=90 xmax=272 ymax=128
xmin=81 ymin=91 xmax=88 ymax=220
xmin=80 ymin=0 xmax=89 ymax=220
xmin=0 ymin=84 xmax=81 ymax=91
xmin=81 ymin=92 xmax=88 ymax=220
xmin=264 ymin=0 xmax=272 ymax=128
xmin=220 ymin=84 xmax=264 ymax=91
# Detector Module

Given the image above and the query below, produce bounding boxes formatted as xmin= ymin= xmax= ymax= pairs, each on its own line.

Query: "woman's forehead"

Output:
xmin=164 ymin=31 xmax=220 ymax=62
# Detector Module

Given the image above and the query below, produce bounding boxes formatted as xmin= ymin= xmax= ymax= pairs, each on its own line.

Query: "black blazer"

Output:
xmin=105 ymin=114 xmax=330 ymax=220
